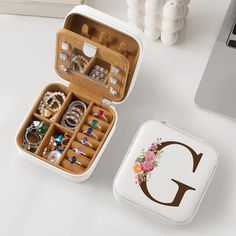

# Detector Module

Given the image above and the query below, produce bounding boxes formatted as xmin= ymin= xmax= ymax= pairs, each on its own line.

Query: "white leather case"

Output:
xmin=113 ymin=120 xmax=219 ymax=225
xmin=16 ymin=6 xmax=146 ymax=182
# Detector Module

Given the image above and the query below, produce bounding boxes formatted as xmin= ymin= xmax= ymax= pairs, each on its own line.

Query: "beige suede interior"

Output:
xmin=16 ymin=83 xmax=116 ymax=175
xmin=56 ymin=13 xmax=140 ymax=102
xmin=16 ymin=12 xmax=140 ymax=175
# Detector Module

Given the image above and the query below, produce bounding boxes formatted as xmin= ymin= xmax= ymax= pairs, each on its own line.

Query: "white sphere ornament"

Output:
xmin=145 ymin=0 xmax=162 ymax=15
xmin=144 ymin=14 xmax=162 ymax=29
xmin=145 ymin=27 xmax=161 ymax=40
xmin=127 ymin=8 xmax=144 ymax=24
xmin=130 ymin=21 xmax=144 ymax=30
xmin=161 ymin=31 xmax=179 ymax=45
xmin=127 ymin=0 xmax=145 ymax=9
xmin=163 ymin=0 xmax=184 ymax=20
xmin=162 ymin=19 xmax=180 ymax=33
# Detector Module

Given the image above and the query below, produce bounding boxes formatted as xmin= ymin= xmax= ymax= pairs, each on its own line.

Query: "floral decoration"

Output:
xmin=133 ymin=138 xmax=163 ymax=185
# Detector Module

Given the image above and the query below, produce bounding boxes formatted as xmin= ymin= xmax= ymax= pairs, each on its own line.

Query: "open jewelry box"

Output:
xmin=16 ymin=5 xmax=146 ymax=182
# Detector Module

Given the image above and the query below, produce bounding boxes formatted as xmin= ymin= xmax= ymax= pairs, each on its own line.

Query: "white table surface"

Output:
xmin=0 ymin=0 xmax=235 ymax=235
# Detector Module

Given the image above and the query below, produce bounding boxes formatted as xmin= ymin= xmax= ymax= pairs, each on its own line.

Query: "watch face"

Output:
xmin=47 ymin=149 xmax=62 ymax=163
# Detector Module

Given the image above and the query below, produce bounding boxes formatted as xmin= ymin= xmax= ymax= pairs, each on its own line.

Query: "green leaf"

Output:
xmin=153 ymin=161 xmax=158 ymax=167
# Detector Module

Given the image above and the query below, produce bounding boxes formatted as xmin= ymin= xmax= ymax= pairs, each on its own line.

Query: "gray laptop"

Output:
xmin=195 ymin=0 xmax=236 ymax=118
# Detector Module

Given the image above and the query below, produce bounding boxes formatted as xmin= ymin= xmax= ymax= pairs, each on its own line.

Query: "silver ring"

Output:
xmin=61 ymin=111 xmax=81 ymax=130
xmin=93 ymin=110 xmax=109 ymax=123
xmin=89 ymin=119 xmax=102 ymax=131
xmin=68 ymin=100 xmax=87 ymax=113
xmin=83 ymin=127 xmax=98 ymax=140
xmin=73 ymin=146 xmax=87 ymax=156
xmin=79 ymin=137 xmax=93 ymax=148
xmin=23 ymin=126 xmax=42 ymax=151
xmin=68 ymin=156 xmax=86 ymax=168
xmin=61 ymin=100 xmax=87 ymax=130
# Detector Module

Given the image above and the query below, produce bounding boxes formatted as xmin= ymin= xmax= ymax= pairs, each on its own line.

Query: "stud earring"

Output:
xmin=61 ymin=42 xmax=70 ymax=51
xmin=111 ymin=66 xmax=120 ymax=75
xmin=110 ymin=87 xmax=118 ymax=96
xmin=109 ymin=77 xmax=118 ymax=85
xmin=59 ymin=65 xmax=68 ymax=73
xmin=59 ymin=53 xmax=68 ymax=61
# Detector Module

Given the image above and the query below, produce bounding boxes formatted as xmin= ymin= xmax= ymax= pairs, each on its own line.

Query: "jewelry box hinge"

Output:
xmin=101 ymin=98 xmax=117 ymax=111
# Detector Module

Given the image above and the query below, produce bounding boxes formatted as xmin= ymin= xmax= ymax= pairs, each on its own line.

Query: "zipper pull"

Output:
xmin=101 ymin=98 xmax=117 ymax=111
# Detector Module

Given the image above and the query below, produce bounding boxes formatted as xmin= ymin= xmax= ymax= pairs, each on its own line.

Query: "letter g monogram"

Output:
xmin=140 ymin=141 xmax=202 ymax=207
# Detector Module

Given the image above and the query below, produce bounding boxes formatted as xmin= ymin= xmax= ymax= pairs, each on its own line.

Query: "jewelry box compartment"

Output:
xmin=16 ymin=83 xmax=116 ymax=175
xmin=55 ymin=10 xmax=141 ymax=102
xmin=16 ymin=6 xmax=145 ymax=181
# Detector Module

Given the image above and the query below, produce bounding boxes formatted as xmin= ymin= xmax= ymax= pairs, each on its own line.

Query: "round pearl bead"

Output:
xmin=162 ymin=18 xmax=184 ymax=33
xmin=144 ymin=14 xmax=162 ymax=29
xmin=161 ymin=31 xmax=179 ymax=45
xmin=163 ymin=0 xmax=184 ymax=20
xmin=127 ymin=8 xmax=145 ymax=24
xmin=145 ymin=27 xmax=161 ymax=40
xmin=145 ymin=0 xmax=162 ymax=15
xmin=127 ymin=0 xmax=145 ymax=9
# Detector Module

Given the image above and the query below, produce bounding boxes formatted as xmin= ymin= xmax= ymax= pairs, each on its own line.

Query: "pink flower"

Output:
xmin=149 ymin=143 xmax=157 ymax=152
xmin=142 ymin=161 xmax=154 ymax=172
xmin=135 ymin=175 xmax=143 ymax=184
xmin=145 ymin=151 xmax=155 ymax=162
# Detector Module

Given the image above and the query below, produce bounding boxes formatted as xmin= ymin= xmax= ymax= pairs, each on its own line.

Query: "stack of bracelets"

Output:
xmin=23 ymin=121 xmax=49 ymax=153
xmin=43 ymin=133 xmax=70 ymax=163
xmin=38 ymin=91 xmax=66 ymax=120
xmin=61 ymin=100 xmax=87 ymax=130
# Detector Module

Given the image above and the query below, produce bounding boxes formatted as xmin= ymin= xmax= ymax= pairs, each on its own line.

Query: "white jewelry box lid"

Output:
xmin=61 ymin=5 xmax=147 ymax=105
xmin=113 ymin=120 xmax=219 ymax=225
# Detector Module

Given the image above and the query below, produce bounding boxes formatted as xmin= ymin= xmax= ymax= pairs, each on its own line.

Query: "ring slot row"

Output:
xmin=60 ymin=103 xmax=114 ymax=173
xmin=56 ymin=101 xmax=94 ymax=167
xmin=90 ymin=105 xmax=113 ymax=124
xmin=61 ymin=142 xmax=94 ymax=173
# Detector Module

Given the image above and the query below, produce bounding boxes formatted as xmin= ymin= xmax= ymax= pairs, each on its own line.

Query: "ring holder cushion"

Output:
xmin=113 ymin=120 xmax=219 ymax=225
xmin=15 ymin=5 xmax=146 ymax=182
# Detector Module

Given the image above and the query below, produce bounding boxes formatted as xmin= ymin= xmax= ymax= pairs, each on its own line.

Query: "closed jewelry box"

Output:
xmin=16 ymin=5 xmax=146 ymax=182
xmin=113 ymin=120 xmax=219 ymax=225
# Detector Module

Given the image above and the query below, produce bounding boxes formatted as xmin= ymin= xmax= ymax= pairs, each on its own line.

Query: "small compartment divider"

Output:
xmin=54 ymin=123 xmax=74 ymax=136
xmin=35 ymin=124 xmax=55 ymax=156
xmin=83 ymin=56 xmax=96 ymax=75
xmin=33 ymin=113 xmax=52 ymax=124
xmin=57 ymin=101 xmax=94 ymax=166
xmin=54 ymin=92 xmax=73 ymax=124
